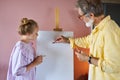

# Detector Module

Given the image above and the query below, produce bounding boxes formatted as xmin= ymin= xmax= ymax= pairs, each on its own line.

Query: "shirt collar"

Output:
xmin=92 ymin=15 xmax=111 ymax=34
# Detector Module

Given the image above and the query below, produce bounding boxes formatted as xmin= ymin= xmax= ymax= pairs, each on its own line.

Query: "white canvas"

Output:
xmin=36 ymin=31 xmax=74 ymax=80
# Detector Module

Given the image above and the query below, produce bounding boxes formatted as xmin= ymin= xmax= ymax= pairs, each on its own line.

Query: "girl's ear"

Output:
xmin=26 ymin=33 xmax=31 ymax=36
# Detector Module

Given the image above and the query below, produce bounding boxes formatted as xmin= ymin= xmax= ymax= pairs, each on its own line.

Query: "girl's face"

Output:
xmin=28 ymin=27 xmax=39 ymax=41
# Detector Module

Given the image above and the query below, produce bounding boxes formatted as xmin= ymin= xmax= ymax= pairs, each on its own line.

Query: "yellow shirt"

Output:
xmin=69 ymin=16 xmax=120 ymax=80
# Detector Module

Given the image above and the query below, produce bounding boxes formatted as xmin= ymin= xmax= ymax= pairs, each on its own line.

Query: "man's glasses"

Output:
xmin=78 ymin=13 xmax=87 ymax=19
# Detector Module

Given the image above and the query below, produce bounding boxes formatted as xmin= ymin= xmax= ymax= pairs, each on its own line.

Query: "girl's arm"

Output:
xmin=26 ymin=56 xmax=43 ymax=71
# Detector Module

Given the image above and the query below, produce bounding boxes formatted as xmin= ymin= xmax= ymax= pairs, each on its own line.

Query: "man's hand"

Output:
xmin=75 ymin=47 xmax=88 ymax=62
xmin=53 ymin=35 xmax=70 ymax=43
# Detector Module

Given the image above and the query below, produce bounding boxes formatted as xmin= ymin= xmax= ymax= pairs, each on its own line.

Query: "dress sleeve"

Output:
xmin=69 ymin=35 xmax=91 ymax=49
xmin=98 ymin=24 xmax=120 ymax=73
xmin=12 ymin=45 xmax=28 ymax=76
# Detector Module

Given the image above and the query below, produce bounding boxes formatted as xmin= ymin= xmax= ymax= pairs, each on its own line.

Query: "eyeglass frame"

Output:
xmin=78 ymin=13 xmax=86 ymax=18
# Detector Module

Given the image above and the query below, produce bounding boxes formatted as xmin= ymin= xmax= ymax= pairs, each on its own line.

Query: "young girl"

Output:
xmin=7 ymin=18 xmax=43 ymax=80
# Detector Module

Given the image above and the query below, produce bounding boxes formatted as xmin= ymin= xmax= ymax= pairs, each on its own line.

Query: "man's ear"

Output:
xmin=90 ymin=13 xmax=95 ymax=19
xmin=90 ymin=13 xmax=94 ymax=17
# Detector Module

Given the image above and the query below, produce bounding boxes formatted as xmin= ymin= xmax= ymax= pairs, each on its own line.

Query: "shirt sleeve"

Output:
xmin=98 ymin=22 xmax=120 ymax=73
xmin=69 ymin=35 xmax=91 ymax=49
xmin=12 ymin=45 xmax=28 ymax=76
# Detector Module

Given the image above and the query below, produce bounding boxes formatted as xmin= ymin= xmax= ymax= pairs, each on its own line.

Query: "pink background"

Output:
xmin=0 ymin=0 xmax=90 ymax=80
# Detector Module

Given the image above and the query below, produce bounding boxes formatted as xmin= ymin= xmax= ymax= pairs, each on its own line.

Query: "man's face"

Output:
xmin=78 ymin=8 xmax=94 ymax=28
xmin=78 ymin=8 xmax=86 ymax=21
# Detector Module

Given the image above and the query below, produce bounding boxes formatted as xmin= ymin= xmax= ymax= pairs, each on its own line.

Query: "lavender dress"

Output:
xmin=7 ymin=41 xmax=36 ymax=80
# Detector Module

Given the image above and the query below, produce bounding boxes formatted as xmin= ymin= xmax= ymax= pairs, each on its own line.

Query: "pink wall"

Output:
xmin=0 ymin=0 xmax=90 ymax=80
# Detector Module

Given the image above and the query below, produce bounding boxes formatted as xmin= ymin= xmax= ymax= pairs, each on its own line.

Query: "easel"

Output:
xmin=53 ymin=7 xmax=62 ymax=31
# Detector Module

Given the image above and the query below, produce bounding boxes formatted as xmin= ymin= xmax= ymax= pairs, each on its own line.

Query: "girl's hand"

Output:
xmin=33 ymin=55 xmax=43 ymax=66
xmin=26 ymin=55 xmax=44 ymax=71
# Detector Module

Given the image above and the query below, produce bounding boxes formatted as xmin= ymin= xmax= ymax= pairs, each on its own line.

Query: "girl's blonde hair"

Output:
xmin=18 ymin=18 xmax=38 ymax=35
